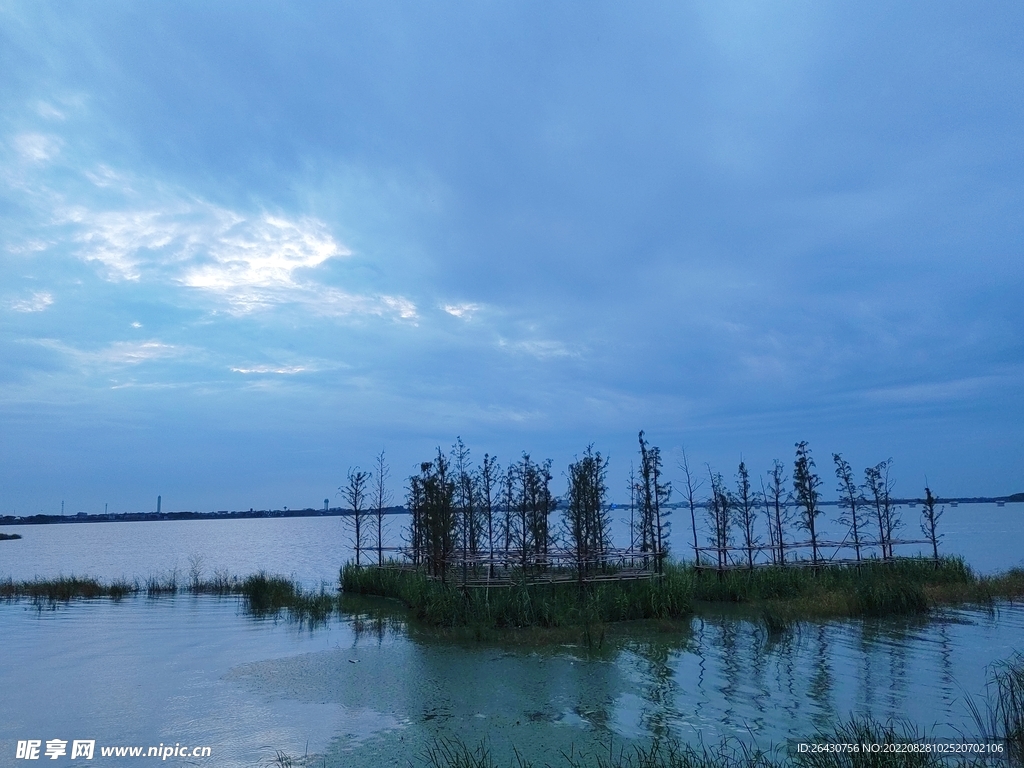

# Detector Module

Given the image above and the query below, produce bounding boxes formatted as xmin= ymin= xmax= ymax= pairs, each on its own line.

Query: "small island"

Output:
xmin=0 ymin=532 xmax=22 ymax=541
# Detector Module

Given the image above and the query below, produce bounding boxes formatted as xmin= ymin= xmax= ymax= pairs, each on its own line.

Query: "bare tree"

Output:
xmin=792 ymin=441 xmax=822 ymax=568
xmin=921 ymin=484 xmax=943 ymax=569
xmin=502 ymin=463 xmax=516 ymax=554
xmin=626 ymin=462 xmax=637 ymax=550
xmin=637 ymin=431 xmax=671 ymax=573
xmin=478 ymin=453 xmax=500 ymax=576
xmin=518 ymin=455 xmax=555 ymax=569
xmin=735 ymin=461 xmax=760 ymax=570
xmin=864 ymin=459 xmax=901 ymax=559
xmin=409 ymin=449 xmax=457 ymax=580
xmin=678 ymin=449 xmax=704 ymax=566
xmin=833 ymin=453 xmax=863 ymax=563
xmin=451 ymin=437 xmax=478 ymax=583
xmin=763 ymin=460 xmax=790 ymax=565
xmin=706 ymin=466 xmax=732 ymax=572
xmin=563 ymin=445 xmax=609 ymax=582
xmin=372 ymin=449 xmax=392 ymax=566
xmin=343 ymin=467 xmax=371 ymax=567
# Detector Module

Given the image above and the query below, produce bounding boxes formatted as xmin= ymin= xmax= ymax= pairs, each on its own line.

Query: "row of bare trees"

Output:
xmin=683 ymin=441 xmax=943 ymax=570
xmin=403 ymin=441 xmax=558 ymax=581
xmin=340 ymin=450 xmax=393 ymax=567
xmin=342 ymin=436 xmax=945 ymax=576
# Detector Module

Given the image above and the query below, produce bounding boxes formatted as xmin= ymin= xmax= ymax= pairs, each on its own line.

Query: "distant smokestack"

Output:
xmin=157 ymin=495 xmax=161 ymax=514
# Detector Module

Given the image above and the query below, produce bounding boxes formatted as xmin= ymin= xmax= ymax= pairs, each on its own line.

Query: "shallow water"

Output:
xmin=2 ymin=504 xmax=1021 ymax=766
xmin=1 ymin=596 xmax=1022 ymax=767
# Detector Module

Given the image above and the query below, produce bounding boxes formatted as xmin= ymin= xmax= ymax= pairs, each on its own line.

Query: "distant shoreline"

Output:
xmin=1 ymin=494 xmax=1020 ymax=527
xmin=0 ymin=506 xmax=409 ymax=527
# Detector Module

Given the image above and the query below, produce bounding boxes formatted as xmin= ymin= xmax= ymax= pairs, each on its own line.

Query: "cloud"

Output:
xmin=33 ymin=338 xmax=190 ymax=367
xmin=35 ymin=101 xmax=67 ymax=121
xmin=12 ymin=133 xmax=61 ymax=163
xmin=231 ymin=365 xmax=309 ymax=375
xmin=442 ymin=302 xmax=482 ymax=319
xmin=498 ymin=338 xmax=577 ymax=359
xmin=7 ymin=291 xmax=54 ymax=313
xmin=59 ymin=193 xmax=418 ymax=319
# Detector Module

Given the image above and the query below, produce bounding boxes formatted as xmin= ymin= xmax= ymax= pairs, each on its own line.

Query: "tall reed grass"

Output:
xmin=342 ymin=564 xmax=692 ymax=634
xmin=341 ymin=556 xmax=1012 ymax=632
xmin=0 ymin=571 xmax=339 ymax=624
xmin=418 ymin=709 xmax=1017 ymax=768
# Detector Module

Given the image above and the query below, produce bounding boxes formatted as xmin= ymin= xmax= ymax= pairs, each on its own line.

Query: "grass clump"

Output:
xmin=0 ymin=571 xmax=339 ymax=625
xmin=417 ymin=713 xmax=1007 ymax=768
xmin=1 ymin=575 xmax=129 ymax=602
xmin=342 ymin=556 xmax=1024 ymax=633
xmin=241 ymin=572 xmax=338 ymax=624
xmin=342 ymin=564 xmax=691 ymax=638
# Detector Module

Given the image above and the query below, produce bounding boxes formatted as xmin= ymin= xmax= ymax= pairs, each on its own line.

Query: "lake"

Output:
xmin=1 ymin=504 xmax=1022 ymax=767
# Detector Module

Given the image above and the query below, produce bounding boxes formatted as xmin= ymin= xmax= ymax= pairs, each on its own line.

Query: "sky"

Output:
xmin=1 ymin=1 xmax=1022 ymax=515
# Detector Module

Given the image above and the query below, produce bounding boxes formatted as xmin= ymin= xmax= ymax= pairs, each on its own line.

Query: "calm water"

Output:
xmin=1 ymin=504 xmax=1021 ymax=767
xmin=1 ymin=597 xmax=1022 ymax=767
xmin=0 ymin=502 xmax=1021 ymax=587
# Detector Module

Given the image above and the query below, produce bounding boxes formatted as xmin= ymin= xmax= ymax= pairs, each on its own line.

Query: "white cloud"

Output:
xmin=231 ymin=365 xmax=308 ymax=375
xmin=442 ymin=302 xmax=481 ymax=319
xmin=35 ymin=102 xmax=67 ymax=121
xmin=60 ymin=195 xmax=418 ymax=320
xmin=498 ymin=338 xmax=577 ymax=359
xmin=12 ymin=133 xmax=61 ymax=163
xmin=34 ymin=338 xmax=189 ymax=367
xmin=7 ymin=291 xmax=53 ymax=313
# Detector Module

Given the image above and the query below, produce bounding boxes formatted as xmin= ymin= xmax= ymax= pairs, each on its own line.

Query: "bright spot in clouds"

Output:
xmin=7 ymin=291 xmax=53 ymax=313
xmin=442 ymin=302 xmax=481 ymax=319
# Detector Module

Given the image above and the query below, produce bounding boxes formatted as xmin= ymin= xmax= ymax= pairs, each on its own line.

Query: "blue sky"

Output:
xmin=1 ymin=1 xmax=1022 ymax=514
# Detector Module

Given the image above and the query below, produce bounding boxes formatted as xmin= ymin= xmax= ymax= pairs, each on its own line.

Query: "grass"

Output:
xmin=967 ymin=653 xmax=1024 ymax=766
xmin=341 ymin=563 xmax=691 ymax=643
xmin=341 ymin=557 xmax=1024 ymax=636
xmin=0 ymin=571 xmax=339 ymax=624
xmin=417 ymin=709 xmax=1021 ymax=768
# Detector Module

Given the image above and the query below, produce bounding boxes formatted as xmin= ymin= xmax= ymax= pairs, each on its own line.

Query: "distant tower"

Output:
xmin=157 ymin=495 xmax=162 ymax=514
xmin=324 ymin=498 xmax=329 ymax=512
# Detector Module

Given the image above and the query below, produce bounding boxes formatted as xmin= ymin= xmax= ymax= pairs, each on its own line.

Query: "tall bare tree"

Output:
xmin=451 ymin=437 xmax=479 ymax=583
xmin=637 ymin=431 xmax=671 ymax=573
xmin=833 ymin=453 xmax=863 ymax=563
xmin=409 ymin=449 xmax=457 ymax=581
xmin=678 ymin=449 xmax=704 ymax=566
xmin=478 ymin=453 xmax=500 ymax=576
xmin=921 ymin=484 xmax=943 ymax=569
xmin=792 ymin=441 xmax=823 ymax=568
xmin=372 ymin=449 xmax=392 ymax=566
xmin=763 ymin=460 xmax=789 ymax=564
xmin=563 ymin=445 xmax=609 ymax=582
xmin=343 ymin=467 xmax=370 ymax=567
xmin=511 ymin=453 xmax=555 ymax=571
xmin=864 ymin=459 xmax=900 ymax=559
xmin=706 ymin=466 xmax=732 ymax=572
xmin=735 ymin=460 xmax=760 ymax=570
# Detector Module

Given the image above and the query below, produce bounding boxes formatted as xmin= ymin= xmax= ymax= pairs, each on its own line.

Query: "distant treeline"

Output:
xmin=0 ymin=506 xmax=407 ymax=526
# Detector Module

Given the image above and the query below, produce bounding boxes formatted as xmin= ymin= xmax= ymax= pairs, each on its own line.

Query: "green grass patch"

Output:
xmin=0 ymin=571 xmax=340 ymax=624
xmin=342 ymin=556 xmax=1024 ymax=634
xmin=342 ymin=564 xmax=691 ymax=640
